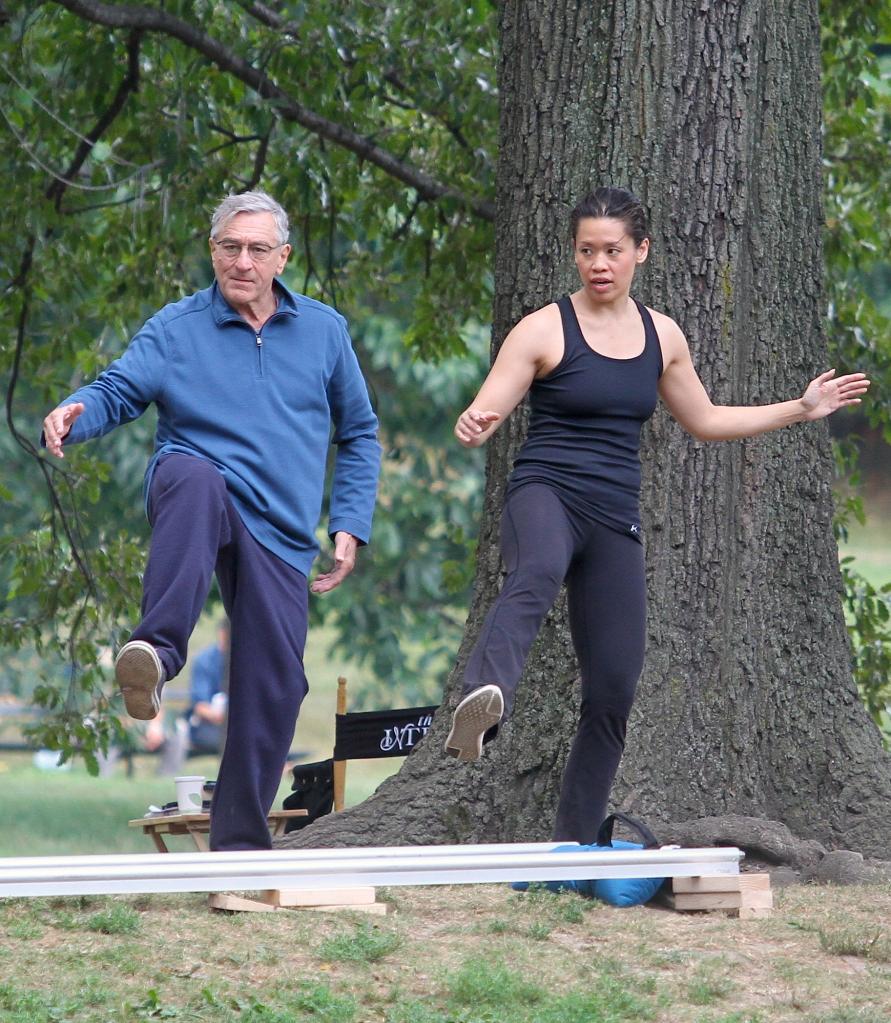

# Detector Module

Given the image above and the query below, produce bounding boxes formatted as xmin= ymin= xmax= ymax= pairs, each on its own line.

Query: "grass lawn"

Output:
xmin=0 ymin=880 xmax=889 ymax=1021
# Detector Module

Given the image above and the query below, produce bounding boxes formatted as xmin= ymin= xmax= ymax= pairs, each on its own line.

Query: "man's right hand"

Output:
xmin=43 ymin=402 xmax=85 ymax=458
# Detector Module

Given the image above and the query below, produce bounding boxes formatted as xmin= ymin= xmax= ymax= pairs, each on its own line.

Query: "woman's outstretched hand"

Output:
xmin=800 ymin=369 xmax=870 ymax=421
xmin=455 ymin=409 xmax=501 ymax=447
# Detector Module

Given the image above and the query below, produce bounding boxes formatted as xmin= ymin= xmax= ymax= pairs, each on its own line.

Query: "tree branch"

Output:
xmin=5 ymin=281 xmax=99 ymax=603
xmin=53 ymin=0 xmax=495 ymax=221
xmin=242 ymin=124 xmax=272 ymax=191
xmin=46 ymin=30 xmax=142 ymax=209
xmin=207 ymin=121 xmax=265 ymax=143
xmin=382 ymin=69 xmax=472 ymax=152
xmin=235 ymin=0 xmax=300 ymax=37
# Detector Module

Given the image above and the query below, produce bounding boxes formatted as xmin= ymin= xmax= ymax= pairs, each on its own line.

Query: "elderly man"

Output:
xmin=42 ymin=191 xmax=381 ymax=850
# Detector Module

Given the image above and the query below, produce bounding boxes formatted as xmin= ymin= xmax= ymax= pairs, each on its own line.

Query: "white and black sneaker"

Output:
xmin=445 ymin=684 xmax=504 ymax=762
xmin=114 ymin=640 xmax=165 ymax=720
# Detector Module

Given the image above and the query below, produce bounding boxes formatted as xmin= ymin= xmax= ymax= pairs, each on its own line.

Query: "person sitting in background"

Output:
xmin=144 ymin=620 xmax=229 ymax=773
xmin=186 ymin=619 xmax=229 ymax=755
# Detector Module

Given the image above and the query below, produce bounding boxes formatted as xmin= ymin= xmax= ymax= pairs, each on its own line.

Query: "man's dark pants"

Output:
xmin=132 ymin=453 xmax=309 ymax=850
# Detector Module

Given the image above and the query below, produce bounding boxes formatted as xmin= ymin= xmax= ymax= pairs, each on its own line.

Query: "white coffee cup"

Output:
xmin=174 ymin=775 xmax=205 ymax=813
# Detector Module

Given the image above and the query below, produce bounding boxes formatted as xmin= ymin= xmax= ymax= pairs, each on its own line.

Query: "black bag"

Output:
xmin=282 ymin=758 xmax=334 ymax=833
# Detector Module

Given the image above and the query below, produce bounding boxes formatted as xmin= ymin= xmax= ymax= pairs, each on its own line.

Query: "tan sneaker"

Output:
xmin=114 ymin=640 xmax=165 ymax=720
xmin=445 ymin=684 xmax=504 ymax=762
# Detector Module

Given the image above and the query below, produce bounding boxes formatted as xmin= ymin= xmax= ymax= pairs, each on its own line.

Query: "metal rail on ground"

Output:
xmin=0 ymin=843 xmax=743 ymax=899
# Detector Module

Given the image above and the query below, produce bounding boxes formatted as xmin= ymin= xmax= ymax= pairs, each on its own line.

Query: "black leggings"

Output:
xmin=462 ymin=483 xmax=646 ymax=843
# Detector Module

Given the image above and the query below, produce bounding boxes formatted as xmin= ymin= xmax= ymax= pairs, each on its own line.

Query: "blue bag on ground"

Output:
xmin=512 ymin=813 xmax=666 ymax=907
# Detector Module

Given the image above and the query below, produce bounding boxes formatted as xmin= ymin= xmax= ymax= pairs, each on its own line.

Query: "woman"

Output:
xmin=444 ymin=186 xmax=869 ymax=844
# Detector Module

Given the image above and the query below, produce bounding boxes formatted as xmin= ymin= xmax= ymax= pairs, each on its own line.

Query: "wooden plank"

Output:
xmin=130 ymin=809 xmax=309 ymax=852
xmin=129 ymin=809 xmax=307 ymax=830
xmin=262 ymin=887 xmax=377 ymax=907
xmin=189 ymin=831 xmax=210 ymax=853
xmin=209 ymin=891 xmax=388 ymax=915
xmin=672 ymin=873 xmax=771 ymax=894
xmin=670 ymin=889 xmax=774 ymax=911
xmin=149 ymin=832 xmax=169 ymax=854
xmin=209 ymin=892 xmax=277 ymax=913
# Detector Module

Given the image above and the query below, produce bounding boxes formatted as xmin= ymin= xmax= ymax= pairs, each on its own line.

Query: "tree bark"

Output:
xmin=281 ymin=0 xmax=891 ymax=856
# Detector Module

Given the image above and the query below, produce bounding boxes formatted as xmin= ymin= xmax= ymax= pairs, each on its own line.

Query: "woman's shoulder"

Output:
xmin=509 ymin=301 xmax=563 ymax=340
xmin=498 ymin=302 xmax=564 ymax=366
xmin=642 ymin=304 xmax=687 ymax=347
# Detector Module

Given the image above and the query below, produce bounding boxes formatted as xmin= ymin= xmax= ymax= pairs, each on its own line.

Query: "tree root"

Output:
xmin=661 ymin=815 xmax=891 ymax=885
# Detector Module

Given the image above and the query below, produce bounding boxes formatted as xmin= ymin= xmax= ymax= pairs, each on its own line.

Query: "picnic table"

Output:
xmin=128 ymin=809 xmax=307 ymax=852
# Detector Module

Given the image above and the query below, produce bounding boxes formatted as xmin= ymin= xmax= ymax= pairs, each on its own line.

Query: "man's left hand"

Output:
xmin=311 ymin=531 xmax=359 ymax=594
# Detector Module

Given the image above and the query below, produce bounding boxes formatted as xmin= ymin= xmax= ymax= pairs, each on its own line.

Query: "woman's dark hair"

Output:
xmin=570 ymin=187 xmax=648 ymax=245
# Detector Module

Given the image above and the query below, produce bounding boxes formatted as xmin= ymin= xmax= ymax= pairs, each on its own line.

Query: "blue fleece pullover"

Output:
xmin=54 ymin=281 xmax=381 ymax=576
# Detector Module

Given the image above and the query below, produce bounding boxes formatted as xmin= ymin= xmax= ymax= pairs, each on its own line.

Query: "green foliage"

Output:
xmin=685 ymin=959 xmax=736 ymax=1006
xmin=55 ymin=901 xmax=141 ymax=935
xmin=444 ymin=958 xmax=545 ymax=1011
xmin=823 ymin=5 xmax=891 ymax=741
xmin=440 ymin=957 xmax=656 ymax=1023
xmin=839 ymin=552 xmax=891 ymax=742
xmin=212 ymin=985 xmax=358 ymax=1023
xmin=823 ymin=11 xmax=891 ymax=432
xmin=0 ymin=983 xmax=62 ymax=1023
xmin=834 ymin=439 xmax=891 ymax=745
xmin=823 ymin=7 xmax=891 ymax=424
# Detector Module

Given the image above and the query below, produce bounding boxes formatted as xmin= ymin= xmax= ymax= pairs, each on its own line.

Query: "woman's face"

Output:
xmin=573 ymin=217 xmax=649 ymax=301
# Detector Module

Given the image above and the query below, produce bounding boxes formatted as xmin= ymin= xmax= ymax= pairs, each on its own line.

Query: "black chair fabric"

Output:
xmin=333 ymin=706 xmax=437 ymax=761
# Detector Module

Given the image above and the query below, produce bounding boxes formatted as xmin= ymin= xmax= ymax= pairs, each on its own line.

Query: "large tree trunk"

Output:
xmin=282 ymin=0 xmax=891 ymax=856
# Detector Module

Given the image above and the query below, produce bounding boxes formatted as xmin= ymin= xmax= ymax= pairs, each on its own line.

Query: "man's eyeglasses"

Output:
xmin=212 ymin=240 xmax=285 ymax=263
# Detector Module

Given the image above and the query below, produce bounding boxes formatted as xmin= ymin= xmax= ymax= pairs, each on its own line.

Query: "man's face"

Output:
xmin=210 ymin=212 xmax=291 ymax=313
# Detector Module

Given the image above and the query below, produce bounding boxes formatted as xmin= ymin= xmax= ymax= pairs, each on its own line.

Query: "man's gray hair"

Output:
xmin=210 ymin=191 xmax=289 ymax=244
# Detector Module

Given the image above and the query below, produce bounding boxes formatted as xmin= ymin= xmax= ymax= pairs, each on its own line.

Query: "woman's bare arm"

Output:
xmin=455 ymin=306 xmax=560 ymax=447
xmin=656 ymin=314 xmax=869 ymax=441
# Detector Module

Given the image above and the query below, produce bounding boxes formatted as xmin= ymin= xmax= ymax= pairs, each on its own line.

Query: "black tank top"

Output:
xmin=507 ymin=296 xmax=663 ymax=541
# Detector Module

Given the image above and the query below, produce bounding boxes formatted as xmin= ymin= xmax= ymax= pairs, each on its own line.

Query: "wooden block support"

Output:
xmin=209 ymin=886 xmax=387 ymax=915
xmin=262 ymin=887 xmax=377 ymax=907
xmin=667 ymin=873 xmax=773 ymax=918
xmin=209 ymin=892 xmax=277 ymax=913
xmin=673 ymin=873 xmax=770 ymax=894
xmin=670 ymin=889 xmax=774 ymax=911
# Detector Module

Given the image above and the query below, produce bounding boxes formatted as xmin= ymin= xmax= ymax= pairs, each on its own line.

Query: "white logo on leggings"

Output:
xmin=630 ymin=524 xmax=640 ymax=535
